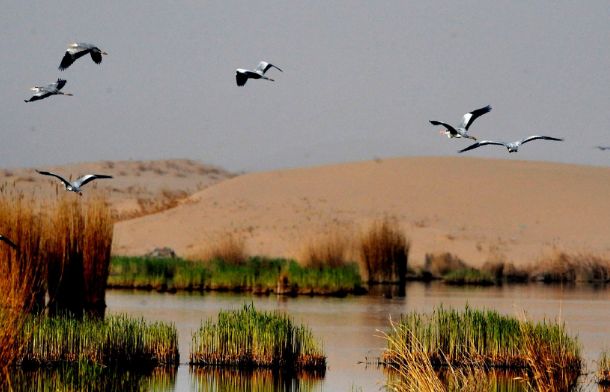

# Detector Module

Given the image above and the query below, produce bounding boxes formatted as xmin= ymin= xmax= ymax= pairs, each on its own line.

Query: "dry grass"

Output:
xmin=424 ymin=252 xmax=466 ymax=278
xmin=359 ymin=217 xmax=410 ymax=283
xmin=300 ymin=228 xmax=352 ymax=268
xmin=598 ymin=350 xmax=610 ymax=386
xmin=192 ymin=234 xmax=247 ymax=265
xmin=530 ymin=251 xmax=610 ymax=283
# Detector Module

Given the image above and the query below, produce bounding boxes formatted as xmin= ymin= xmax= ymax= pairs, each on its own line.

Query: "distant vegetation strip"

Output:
xmin=190 ymin=304 xmax=326 ymax=371
xmin=17 ymin=315 xmax=178 ymax=368
xmin=108 ymin=256 xmax=364 ymax=295
xmin=383 ymin=305 xmax=582 ymax=373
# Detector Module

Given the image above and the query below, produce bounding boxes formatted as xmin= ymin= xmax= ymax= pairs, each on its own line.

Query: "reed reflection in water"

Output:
xmin=191 ymin=367 xmax=324 ymax=392
xmin=5 ymin=365 xmax=176 ymax=392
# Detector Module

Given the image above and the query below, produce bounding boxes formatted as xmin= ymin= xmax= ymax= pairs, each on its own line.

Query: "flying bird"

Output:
xmin=0 ymin=235 xmax=18 ymax=250
xmin=24 ymin=79 xmax=72 ymax=103
xmin=595 ymin=146 xmax=610 ymax=151
xmin=235 ymin=61 xmax=283 ymax=86
xmin=36 ymin=170 xmax=112 ymax=195
xmin=430 ymin=105 xmax=492 ymax=141
xmin=59 ymin=42 xmax=108 ymax=70
xmin=458 ymin=136 xmax=563 ymax=153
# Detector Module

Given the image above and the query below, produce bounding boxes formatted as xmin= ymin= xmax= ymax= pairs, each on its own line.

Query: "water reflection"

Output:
xmin=190 ymin=367 xmax=324 ymax=392
xmin=6 ymin=365 xmax=176 ymax=392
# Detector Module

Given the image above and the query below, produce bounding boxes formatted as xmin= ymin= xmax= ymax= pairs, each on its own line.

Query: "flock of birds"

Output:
xmin=4 ymin=41 xmax=608 ymax=250
xmin=429 ymin=105 xmax=564 ymax=153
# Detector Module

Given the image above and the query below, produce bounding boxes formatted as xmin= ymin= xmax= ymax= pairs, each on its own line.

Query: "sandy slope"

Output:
xmin=1 ymin=159 xmax=234 ymax=219
xmin=113 ymin=157 xmax=610 ymax=266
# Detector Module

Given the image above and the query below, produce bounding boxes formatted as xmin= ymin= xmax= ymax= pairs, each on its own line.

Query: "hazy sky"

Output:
xmin=2 ymin=1 xmax=609 ymax=172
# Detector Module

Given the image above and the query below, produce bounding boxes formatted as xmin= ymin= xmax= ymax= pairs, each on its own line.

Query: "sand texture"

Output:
xmin=112 ymin=157 xmax=610 ymax=266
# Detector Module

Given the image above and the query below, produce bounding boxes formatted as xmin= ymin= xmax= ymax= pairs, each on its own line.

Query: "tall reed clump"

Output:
xmin=197 ymin=234 xmax=247 ymax=266
xmin=43 ymin=195 xmax=113 ymax=318
xmin=300 ymin=229 xmax=351 ymax=268
xmin=0 ymin=190 xmax=47 ymax=369
xmin=18 ymin=315 xmax=179 ymax=368
xmin=381 ymin=320 xmax=498 ymax=392
xmin=359 ymin=218 xmax=409 ymax=284
xmin=598 ymin=350 xmax=610 ymax=386
xmin=190 ymin=304 xmax=326 ymax=371
xmin=530 ymin=251 xmax=610 ymax=283
xmin=382 ymin=305 xmax=582 ymax=374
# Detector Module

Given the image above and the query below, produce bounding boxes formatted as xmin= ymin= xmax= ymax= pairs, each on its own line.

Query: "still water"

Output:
xmin=101 ymin=282 xmax=610 ymax=391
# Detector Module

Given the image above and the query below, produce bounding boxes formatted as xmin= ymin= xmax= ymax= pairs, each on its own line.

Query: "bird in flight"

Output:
xmin=595 ymin=146 xmax=610 ymax=151
xmin=59 ymin=42 xmax=108 ymax=71
xmin=236 ymin=61 xmax=283 ymax=86
xmin=24 ymin=79 xmax=72 ymax=103
xmin=36 ymin=170 xmax=112 ymax=195
xmin=458 ymin=135 xmax=563 ymax=153
xmin=0 ymin=235 xmax=18 ymax=250
xmin=430 ymin=105 xmax=492 ymax=141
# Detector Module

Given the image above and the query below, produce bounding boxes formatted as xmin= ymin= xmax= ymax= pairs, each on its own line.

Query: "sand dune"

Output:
xmin=112 ymin=157 xmax=610 ymax=267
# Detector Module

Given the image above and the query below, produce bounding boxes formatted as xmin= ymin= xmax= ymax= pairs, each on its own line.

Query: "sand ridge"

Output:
xmin=112 ymin=157 xmax=610 ymax=267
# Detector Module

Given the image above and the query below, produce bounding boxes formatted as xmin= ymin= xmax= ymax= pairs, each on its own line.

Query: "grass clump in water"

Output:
xmin=359 ymin=217 xmax=410 ymax=284
xmin=18 ymin=315 xmax=178 ymax=368
xmin=108 ymin=256 xmax=364 ymax=295
xmin=598 ymin=350 xmax=610 ymax=386
xmin=382 ymin=305 xmax=581 ymax=374
xmin=442 ymin=268 xmax=495 ymax=286
xmin=190 ymin=304 xmax=326 ymax=371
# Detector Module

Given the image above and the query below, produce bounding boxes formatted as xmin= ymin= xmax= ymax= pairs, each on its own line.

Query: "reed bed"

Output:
xmin=191 ymin=367 xmax=324 ymax=392
xmin=382 ymin=306 xmax=582 ymax=373
xmin=300 ymin=228 xmax=351 ymax=268
xmin=18 ymin=314 xmax=179 ymax=368
xmin=190 ymin=304 xmax=326 ymax=371
xmin=530 ymin=251 xmax=610 ymax=283
xmin=598 ymin=350 xmax=610 ymax=386
xmin=442 ymin=268 xmax=495 ymax=286
xmin=108 ymin=256 xmax=363 ymax=295
xmin=359 ymin=217 xmax=410 ymax=284
xmin=3 ymin=364 xmax=176 ymax=392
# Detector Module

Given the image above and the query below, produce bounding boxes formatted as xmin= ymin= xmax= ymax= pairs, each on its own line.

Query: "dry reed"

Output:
xmin=598 ymin=350 xmax=610 ymax=386
xmin=193 ymin=234 xmax=247 ymax=265
xmin=530 ymin=251 xmax=610 ymax=283
xmin=300 ymin=228 xmax=351 ymax=268
xmin=359 ymin=217 xmax=410 ymax=283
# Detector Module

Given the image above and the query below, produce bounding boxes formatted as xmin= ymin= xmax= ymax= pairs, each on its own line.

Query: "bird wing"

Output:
xmin=36 ymin=170 xmax=71 ymax=187
xmin=460 ymin=105 xmax=492 ymax=130
xmin=59 ymin=48 xmax=90 ymax=70
xmin=520 ymin=135 xmax=564 ymax=145
xmin=429 ymin=120 xmax=459 ymax=136
xmin=74 ymin=174 xmax=113 ymax=188
xmin=235 ymin=71 xmax=248 ymax=86
xmin=0 ymin=235 xmax=18 ymax=250
xmin=54 ymin=79 xmax=67 ymax=91
xmin=90 ymin=50 xmax=103 ymax=64
xmin=458 ymin=140 xmax=505 ymax=153
xmin=256 ymin=61 xmax=282 ymax=74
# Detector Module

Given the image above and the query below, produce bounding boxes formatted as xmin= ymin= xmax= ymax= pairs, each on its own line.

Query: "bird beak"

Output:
xmin=65 ymin=93 xmax=74 ymax=96
xmin=102 ymin=51 xmax=108 ymax=55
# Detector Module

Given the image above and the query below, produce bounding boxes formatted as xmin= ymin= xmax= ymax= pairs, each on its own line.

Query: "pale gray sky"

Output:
xmin=2 ymin=1 xmax=609 ymax=172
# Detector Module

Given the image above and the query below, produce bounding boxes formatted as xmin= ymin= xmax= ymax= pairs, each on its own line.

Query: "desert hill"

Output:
xmin=112 ymin=157 xmax=610 ymax=267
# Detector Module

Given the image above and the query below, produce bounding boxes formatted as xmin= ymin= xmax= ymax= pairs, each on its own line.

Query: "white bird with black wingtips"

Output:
xmin=458 ymin=135 xmax=564 ymax=153
xmin=36 ymin=170 xmax=112 ymax=196
xmin=235 ymin=61 xmax=283 ymax=86
xmin=430 ymin=105 xmax=492 ymax=141
xmin=59 ymin=42 xmax=108 ymax=71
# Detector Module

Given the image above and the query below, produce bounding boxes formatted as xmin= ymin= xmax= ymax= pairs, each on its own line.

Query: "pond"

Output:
xmin=13 ymin=282 xmax=610 ymax=391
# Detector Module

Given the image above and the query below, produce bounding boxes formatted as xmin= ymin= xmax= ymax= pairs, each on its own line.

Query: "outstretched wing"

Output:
xmin=59 ymin=47 xmax=90 ymax=70
xmin=74 ymin=174 xmax=113 ymax=188
xmin=0 ymin=235 xmax=18 ymax=250
xmin=460 ymin=105 xmax=492 ymax=130
xmin=458 ymin=140 xmax=505 ymax=153
xmin=520 ymin=135 xmax=563 ymax=145
xmin=235 ymin=71 xmax=248 ymax=86
xmin=429 ymin=120 xmax=459 ymax=136
xmin=36 ymin=170 xmax=71 ymax=187
xmin=90 ymin=50 xmax=103 ymax=64
xmin=256 ymin=61 xmax=283 ymax=74
xmin=54 ymin=79 xmax=67 ymax=91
